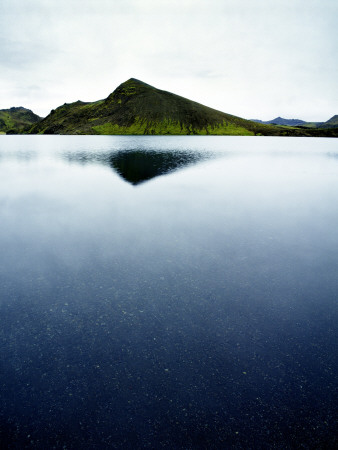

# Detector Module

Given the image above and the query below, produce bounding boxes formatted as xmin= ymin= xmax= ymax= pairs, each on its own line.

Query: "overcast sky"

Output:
xmin=0 ymin=0 xmax=337 ymax=121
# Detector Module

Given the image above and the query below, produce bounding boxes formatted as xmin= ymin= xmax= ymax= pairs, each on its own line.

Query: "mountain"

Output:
xmin=0 ymin=107 xmax=41 ymax=134
xmin=23 ymin=79 xmax=337 ymax=137
xmin=28 ymin=78 xmax=328 ymax=137
xmin=251 ymin=117 xmax=306 ymax=126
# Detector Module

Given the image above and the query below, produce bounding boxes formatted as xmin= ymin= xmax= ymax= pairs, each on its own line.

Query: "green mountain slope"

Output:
xmin=0 ymin=107 xmax=41 ymax=134
xmin=28 ymin=79 xmax=337 ymax=136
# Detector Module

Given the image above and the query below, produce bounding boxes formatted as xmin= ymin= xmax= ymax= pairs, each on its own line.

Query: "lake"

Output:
xmin=0 ymin=135 xmax=337 ymax=448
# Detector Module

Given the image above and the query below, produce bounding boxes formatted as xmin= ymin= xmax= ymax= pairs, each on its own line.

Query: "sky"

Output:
xmin=0 ymin=0 xmax=337 ymax=121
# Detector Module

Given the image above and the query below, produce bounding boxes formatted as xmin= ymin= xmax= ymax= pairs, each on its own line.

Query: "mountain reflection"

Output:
xmin=64 ymin=149 xmax=211 ymax=185
xmin=109 ymin=150 xmax=210 ymax=184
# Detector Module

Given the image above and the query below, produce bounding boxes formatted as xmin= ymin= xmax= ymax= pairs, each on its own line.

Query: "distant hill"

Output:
xmin=28 ymin=78 xmax=337 ymax=137
xmin=251 ymin=117 xmax=306 ymax=126
xmin=321 ymin=115 xmax=338 ymax=128
xmin=252 ymin=115 xmax=338 ymax=131
xmin=0 ymin=107 xmax=41 ymax=134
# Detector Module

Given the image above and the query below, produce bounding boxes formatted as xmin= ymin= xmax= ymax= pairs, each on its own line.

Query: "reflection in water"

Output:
xmin=63 ymin=149 xmax=211 ymax=184
xmin=1 ymin=136 xmax=338 ymax=448
xmin=109 ymin=150 xmax=210 ymax=185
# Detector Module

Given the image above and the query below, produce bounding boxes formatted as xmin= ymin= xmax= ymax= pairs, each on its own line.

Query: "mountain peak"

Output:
xmin=106 ymin=78 xmax=157 ymax=104
xmin=126 ymin=77 xmax=151 ymax=85
xmin=116 ymin=78 xmax=156 ymax=90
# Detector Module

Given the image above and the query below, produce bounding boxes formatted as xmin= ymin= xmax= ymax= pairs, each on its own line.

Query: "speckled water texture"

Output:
xmin=0 ymin=136 xmax=337 ymax=448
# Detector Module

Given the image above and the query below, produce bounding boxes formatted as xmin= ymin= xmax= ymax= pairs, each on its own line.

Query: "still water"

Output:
xmin=0 ymin=136 xmax=337 ymax=448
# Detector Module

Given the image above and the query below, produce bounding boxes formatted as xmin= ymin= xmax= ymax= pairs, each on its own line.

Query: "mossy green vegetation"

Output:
xmin=27 ymin=78 xmax=338 ymax=137
xmin=91 ymin=118 xmax=254 ymax=136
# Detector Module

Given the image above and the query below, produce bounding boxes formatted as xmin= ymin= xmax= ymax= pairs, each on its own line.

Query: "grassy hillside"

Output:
xmin=29 ymin=78 xmax=335 ymax=137
xmin=0 ymin=107 xmax=41 ymax=134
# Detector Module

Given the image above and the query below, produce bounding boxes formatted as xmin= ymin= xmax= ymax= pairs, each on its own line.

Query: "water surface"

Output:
xmin=0 ymin=136 xmax=337 ymax=448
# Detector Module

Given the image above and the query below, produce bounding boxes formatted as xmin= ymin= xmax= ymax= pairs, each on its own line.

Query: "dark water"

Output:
xmin=0 ymin=136 xmax=337 ymax=448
